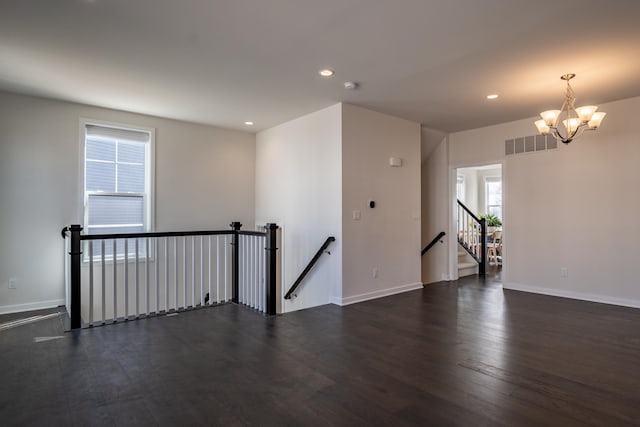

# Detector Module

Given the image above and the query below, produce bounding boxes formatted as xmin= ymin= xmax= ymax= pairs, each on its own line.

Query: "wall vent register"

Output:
xmin=505 ymin=134 xmax=557 ymax=156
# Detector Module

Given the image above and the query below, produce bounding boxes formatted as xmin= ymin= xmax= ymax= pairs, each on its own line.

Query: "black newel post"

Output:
xmin=264 ymin=223 xmax=279 ymax=315
xmin=230 ymin=221 xmax=242 ymax=303
xmin=69 ymin=224 xmax=83 ymax=329
xmin=479 ymin=218 xmax=487 ymax=276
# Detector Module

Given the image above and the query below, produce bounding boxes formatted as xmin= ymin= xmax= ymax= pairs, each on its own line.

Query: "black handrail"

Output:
xmin=457 ymin=199 xmax=487 ymax=275
xmin=284 ymin=236 xmax=335 ymax=300
xmin=457 ymin=199 xmax=482 ymax=223
xmin=421 ymin=231 xmax=446 ymax=256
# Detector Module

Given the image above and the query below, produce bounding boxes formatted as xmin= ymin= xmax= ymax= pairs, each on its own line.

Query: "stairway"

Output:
xmin=458 ymin=243 xmax=478 ymax=277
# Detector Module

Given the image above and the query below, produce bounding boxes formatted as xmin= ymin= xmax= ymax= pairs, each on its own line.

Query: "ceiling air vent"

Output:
xmin=505 ymin=134 xmax=557 ymax=156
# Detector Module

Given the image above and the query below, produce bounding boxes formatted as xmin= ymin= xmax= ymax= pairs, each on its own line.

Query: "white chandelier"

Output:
xmin=534 ymin=73 xmax=606 ymax=144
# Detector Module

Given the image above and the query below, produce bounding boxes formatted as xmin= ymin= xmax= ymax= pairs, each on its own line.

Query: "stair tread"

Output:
xmin=458 ymin=261 xmax=477 ymax=269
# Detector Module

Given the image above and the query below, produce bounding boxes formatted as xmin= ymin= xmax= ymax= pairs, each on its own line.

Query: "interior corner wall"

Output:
xmin=341 ymin=104 xmax=421 ymax=304
xmin=449 ymin=95 xmax=640 ymax=308
xmin=421 ymin=136 xmax=450 ymax=285
xmin=255 ymin=104 xmax=343 ymax=312
xmin=0 ymin=91 xmax=256 ymax=314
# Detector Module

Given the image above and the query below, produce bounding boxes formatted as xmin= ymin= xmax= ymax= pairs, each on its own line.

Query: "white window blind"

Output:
xmin=83 ymin=123 xmax=153 ymax=257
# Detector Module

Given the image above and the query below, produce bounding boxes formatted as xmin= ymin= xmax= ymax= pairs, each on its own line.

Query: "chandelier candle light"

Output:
xmin=534 ymin=74 xmax=606 ymax=144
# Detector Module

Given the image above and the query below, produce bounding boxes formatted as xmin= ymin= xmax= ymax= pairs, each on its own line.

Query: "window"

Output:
xmin=82 ymin=121 xmax=154 ymax=257
xmin=485 ymin=177 xmax=502 ymax=220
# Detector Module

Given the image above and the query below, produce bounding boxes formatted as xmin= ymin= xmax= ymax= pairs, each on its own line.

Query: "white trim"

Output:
xmin=503 ymin=282 xmax=640 ymax=309
xmin=331 ymin=282 xmax=423 ymax=306
xmin=450 ymin=158 xmax=505 ymax=170
xmin=0 ymin=299 xmax=66 ymax=315
xmin=449 ymin=167 xmax=459 ymax=280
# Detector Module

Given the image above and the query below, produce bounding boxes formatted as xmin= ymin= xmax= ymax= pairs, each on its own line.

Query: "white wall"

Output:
xmin=341 ymin=104 xmax=422 ymax=304
xmin=0 ymin=91 xmax=255 ymax=314
xmin=255 ymin=104 xmax=342 ymax=312
xmin=457 ymin=168 xmax=478 ymax=212
xmin=449 ymin=96 xmax=640 ymax=307
xmin=421 ymin=136 xmax=451 ymax=285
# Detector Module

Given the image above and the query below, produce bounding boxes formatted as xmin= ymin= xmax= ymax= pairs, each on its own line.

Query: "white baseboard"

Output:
xmin=421 ymin=273 xmax=451 ymax=285
xmin=329 ymin=296 xmax=342 ymax=305
xmin=503 ymin=282 xmax=640 ymax=309
xmin=332 ymin=282 xmax=423 ymax=306
xmin=0 ymin=299 xmax=65 ymax=315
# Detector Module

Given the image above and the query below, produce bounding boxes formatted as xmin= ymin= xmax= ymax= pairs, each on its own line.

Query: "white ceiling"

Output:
xmin=1 ymin=0 xmax=639 ymax=133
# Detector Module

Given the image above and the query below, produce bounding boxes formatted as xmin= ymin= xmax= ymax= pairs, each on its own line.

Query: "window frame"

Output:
xmin=79 ymin=118 xmax=155 ymax=261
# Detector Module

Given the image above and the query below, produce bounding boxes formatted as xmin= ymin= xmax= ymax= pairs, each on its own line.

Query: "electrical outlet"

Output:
xmin=560 ymin=267 xmax=568 ymax=278
xmin=372 ymin=268 xmax=379 ymax=278
xmin=353 ymin=210 xmax=361 ymax=220
xmin=8 ymin=278 xmax=17 ymax=289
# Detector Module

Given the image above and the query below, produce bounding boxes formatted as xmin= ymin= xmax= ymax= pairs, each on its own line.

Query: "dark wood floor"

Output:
xmin=1 ymin=271 xmax=640 ymax=426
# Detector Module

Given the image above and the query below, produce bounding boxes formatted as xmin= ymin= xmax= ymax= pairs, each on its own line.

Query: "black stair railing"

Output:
xmin=422 ymin=231 xmax=446 ymax=256
xmin=457 ymin=200 xmax=487 ymax=275
xmin=61 ymin=221 xmax=279 ymax=329
xmin=284 ymin=236 xmax=335 ymax=300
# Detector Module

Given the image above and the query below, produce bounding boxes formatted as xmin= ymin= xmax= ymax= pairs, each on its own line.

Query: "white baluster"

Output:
xmin=89 ymin=240 xmax=94 ymax=325
xmin=183 ymin=236 xmax=187 ymax=309
xmin=145 ymin=238 xmax=150 ymax=316
xmin=224 ymin=235 xmax=228 ymax=302
xmin=174 ymin=237 xmax=178 ymax=311
xmin=191 ymin=236 xmax=195 ymax=308
xmin=208 ymin=236 xmax=212 ymax=306
xmin=216 ymin=236 xmax=220 ymax=304
xmin=113 ymin=239 xmax=117 ymax=321
xmin=101 ymin=240 xmax=106 ymax=323
xmin=155 ymin=238 xmax=159 ymax=314
xmin=135 ymin=238 xmax=139 ymax=318
xmin=124 ymin=239 xmax=129 ymax=319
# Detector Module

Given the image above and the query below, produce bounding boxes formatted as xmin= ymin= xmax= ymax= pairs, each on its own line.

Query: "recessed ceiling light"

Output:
xmin=487 ymin=94 xmax=499 ymax=100
xmin=244 ymin=121 xmax=254 ymax=126
xmin=319 ymin=69 xmax=335 ymax=77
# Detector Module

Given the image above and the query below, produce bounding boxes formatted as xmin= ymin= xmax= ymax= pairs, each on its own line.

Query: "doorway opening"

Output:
xmin=455 ymin=163 xmax=503 ymax=278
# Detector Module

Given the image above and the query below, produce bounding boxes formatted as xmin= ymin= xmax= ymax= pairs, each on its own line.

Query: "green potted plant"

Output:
xmin=479 ymin=214 xmax=502 ymax=233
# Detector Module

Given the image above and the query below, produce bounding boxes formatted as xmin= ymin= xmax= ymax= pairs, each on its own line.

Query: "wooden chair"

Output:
xmin=487 ymin=231 xmax=502 ymax=264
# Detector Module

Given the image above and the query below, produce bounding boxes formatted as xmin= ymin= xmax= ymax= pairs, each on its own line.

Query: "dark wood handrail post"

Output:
xmin=69 ymin=224 xmax=83 ymax=329
xmin=264 ymin=223 xmax=279 ymax=315
xmin=479 ymin=218 xmax=487 ymax=276
xmin=230 ymin=221 xmax=242 ymax=303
